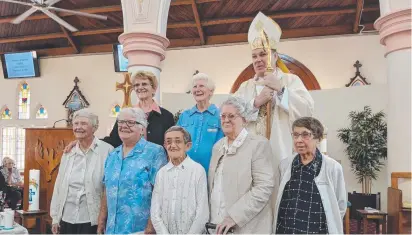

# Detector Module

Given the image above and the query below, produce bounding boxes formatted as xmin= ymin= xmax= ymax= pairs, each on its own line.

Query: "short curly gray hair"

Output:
xmin=192 ymin=73 xmax=216 ymax=92
xmin=72 ymin=108 xmax=99 ymax=129
xmin=117 ymin=107 xmax=148 ymax=128
xmin=220 ymin=96 xmax=249 ymax=119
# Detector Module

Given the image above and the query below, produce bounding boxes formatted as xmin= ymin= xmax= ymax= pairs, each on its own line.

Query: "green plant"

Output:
xmin=337 ymin=106 xmax=387 ymax=193
xmin=173 ymin=109 xmax=183 ymax=124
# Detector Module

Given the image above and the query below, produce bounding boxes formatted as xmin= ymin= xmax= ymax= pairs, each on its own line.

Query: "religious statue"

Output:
xmin=62 ymin=77 xmax=90 ymax=126
xmin=233 ymin=12 xmax=315 ymax=162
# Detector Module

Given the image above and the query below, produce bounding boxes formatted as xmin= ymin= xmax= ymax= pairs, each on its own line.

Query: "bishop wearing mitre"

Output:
xmin=234 ymin=12 xmax=314 ymax=165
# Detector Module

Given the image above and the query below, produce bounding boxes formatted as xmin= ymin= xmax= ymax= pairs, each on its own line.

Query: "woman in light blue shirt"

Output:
xmin=177 ymin=73 xmax=224 ymax=173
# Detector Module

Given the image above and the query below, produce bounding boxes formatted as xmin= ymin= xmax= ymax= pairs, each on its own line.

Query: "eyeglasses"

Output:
xmin=220 ymin=114 xmax=240 ymax=121
xmin=164 ymin=139 xmax=184 ymax=146
xmin=118 ymin=120 xmax=139 ymax=127
xmin=133 ymin=82 xmax=152 ymax=89
xmin=291 ymin=131 xmax=313 ymax=140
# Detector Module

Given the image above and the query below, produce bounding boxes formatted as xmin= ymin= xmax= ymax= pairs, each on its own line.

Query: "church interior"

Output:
xmin=0 ymin=0 xmax=410 ymax=234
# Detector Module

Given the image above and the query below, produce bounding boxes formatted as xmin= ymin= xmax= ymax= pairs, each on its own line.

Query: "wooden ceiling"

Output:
xmin=0 ymin=0 xmax=381 ymax=57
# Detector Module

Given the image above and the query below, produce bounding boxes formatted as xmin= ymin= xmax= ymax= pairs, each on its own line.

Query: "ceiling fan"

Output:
xmin=0 ymin=0 xmax=108 ymax=32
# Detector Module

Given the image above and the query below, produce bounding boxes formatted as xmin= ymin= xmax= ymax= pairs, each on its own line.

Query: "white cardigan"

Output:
xmin=151 ymin=157 xmax=209 ymax=234
xmin=273 ymin=154 xmax=347 ymax=234
xmin=50 ymin=138 xmax=113 ymax=225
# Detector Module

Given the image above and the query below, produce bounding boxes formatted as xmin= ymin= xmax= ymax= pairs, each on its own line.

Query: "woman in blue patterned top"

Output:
xmin=97 ymin=107 xmax=167 ymax=234
xmin=177 ymin=73 xmax=224 ymax=173
xmin=273 ymin=117 xmax=347 ymax=234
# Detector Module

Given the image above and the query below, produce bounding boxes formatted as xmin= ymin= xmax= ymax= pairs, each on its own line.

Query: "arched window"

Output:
xmin=18 ymin=81 xmax=30 ymax=119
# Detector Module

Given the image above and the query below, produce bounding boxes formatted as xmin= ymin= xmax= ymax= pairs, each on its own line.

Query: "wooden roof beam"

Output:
xmin=0 ymin=24 xmax=375 ymax=57
xmin=0 ymin=27 xmax=123 ymax=44
xmin=353 ymin=0 xmax=365 ymax=33
xmin=203 ymin=5 xmax=379 ymax=26
xmin=167 ymin=5 xmax=379 ymax=29
xmin=169 ymin=24 xmax=375 ymax=47
xmin=60 ymin=25 xmax=79 ymax=53
xmin=171 ymin=0 xmax=220 ymax=6
xmin=0 ymin=5 xmax=121 ymax=24
xmin=190 ymin=0 xmax=205 ymax=44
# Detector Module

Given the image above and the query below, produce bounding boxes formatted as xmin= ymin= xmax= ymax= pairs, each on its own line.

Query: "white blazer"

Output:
xmin=50 ymin=138 xmax=113 ymax=225
xmin=273 ymin=154 xmax=347 ymax=234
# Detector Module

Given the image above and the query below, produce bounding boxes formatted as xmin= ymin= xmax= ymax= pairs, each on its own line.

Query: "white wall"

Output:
xmin=161 ymin=34 xmax=386 ymax=93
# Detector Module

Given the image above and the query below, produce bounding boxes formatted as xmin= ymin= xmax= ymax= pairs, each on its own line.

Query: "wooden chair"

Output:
xmin=388 ymin=172 xmax=412 ymax=234
xmin=348 ymin=191 xmax=381 ymax=218
xmin=348 ymin=191 xmax=381 ymax=233
xmin=344 ymin=202 xmax=351 ymax=234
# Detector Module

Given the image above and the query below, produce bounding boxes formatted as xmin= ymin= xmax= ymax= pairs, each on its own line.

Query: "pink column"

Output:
xmin=118 ymin=33 xmax=169 ymax=102
xmin=374 ymin=6 xmax=411 ymax=177
xmin=119 ymin=0 xmax=172 ymax=103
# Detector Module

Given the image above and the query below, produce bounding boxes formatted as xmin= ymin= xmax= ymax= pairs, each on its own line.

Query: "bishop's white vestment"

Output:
xmin=234 ymin=68 xmax=314 ymax=169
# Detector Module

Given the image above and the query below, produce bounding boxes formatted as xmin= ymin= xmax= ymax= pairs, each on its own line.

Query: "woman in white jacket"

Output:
xmin=273 ymin=117 xmax=347 ymax=234
xmin=50 ymin=109 xmax=113 ymax=234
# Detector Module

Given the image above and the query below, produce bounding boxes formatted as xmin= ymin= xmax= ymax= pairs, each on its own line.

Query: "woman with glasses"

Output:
xmin=64 ymin=71 xmax=174 ymax=152
xmin=103 ymin=71 xmax=175 ymax=147
xmin=0 ymin=157 xmax=22 ymax=210
xmin=1 ymin=157 xmax=22 ymax=188
xmin=98 ymin=107 xmax=167 ymax=234
xmin=151 ymin=126 xmax=209 ymax=234
xmin=208 ymin=96 xmax=274 ymax=234
xmin=273 ymin=117 xmax=347 ymax=234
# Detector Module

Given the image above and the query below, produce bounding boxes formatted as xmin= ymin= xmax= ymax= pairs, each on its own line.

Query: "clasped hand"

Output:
xmin=254 ymin=73 xmax=281 ymax=108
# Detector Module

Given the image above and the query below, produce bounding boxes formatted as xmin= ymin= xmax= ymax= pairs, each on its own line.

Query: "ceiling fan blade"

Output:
xmin=44 ymin=0 xmax=61 ymax=6
xmin=0 ymin=0 xmax=34 ymax=7
xmin=48 ymin=6 xmax=108 ymax=20
xmin=40 ymin=9 xmax=78 ymax=32
xmin=11 ymin=7 xmax=38 ymax=24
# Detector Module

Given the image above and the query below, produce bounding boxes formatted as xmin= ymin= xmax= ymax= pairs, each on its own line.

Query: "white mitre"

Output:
xmin=248 ymin=12 xmax=282 ymax=50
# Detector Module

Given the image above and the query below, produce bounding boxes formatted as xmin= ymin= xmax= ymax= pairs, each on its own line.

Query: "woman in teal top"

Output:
xmin=177 ymin=73 xmax=224 ymax=173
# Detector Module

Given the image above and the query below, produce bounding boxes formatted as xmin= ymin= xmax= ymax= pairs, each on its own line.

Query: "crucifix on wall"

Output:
xmin=346 ymin=60 xmax=370 ymax=87
xmin=116 ymin=73 xmax=133 ymax=108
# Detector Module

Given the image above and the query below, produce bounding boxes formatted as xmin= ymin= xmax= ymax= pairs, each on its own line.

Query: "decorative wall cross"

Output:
xmin=346 ymin=60 xmax=370 ymax=87
xmin=116 ymin=73 xmax=133 ymax=108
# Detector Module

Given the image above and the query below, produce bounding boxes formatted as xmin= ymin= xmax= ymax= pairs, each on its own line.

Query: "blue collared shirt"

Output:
xmin=177 ymin=104 xmax=224 ymax=173
xmin=103 ymin=138 xmax=167 ymax=234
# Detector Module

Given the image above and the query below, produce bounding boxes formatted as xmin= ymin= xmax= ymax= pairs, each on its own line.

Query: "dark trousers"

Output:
xmin=5 ymin=187 xmax=21 ymax=209
xmin=60 ymin=220 xmax=97 ymax=234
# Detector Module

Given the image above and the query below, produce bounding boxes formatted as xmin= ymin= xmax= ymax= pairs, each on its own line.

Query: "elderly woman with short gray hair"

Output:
xmin=177 ymin=73 xmax=224 ymax=174
xmin=273 ymin=117 xmax=347 ymax=234
xmin=151 ymin=126 xmax=209 ymax=234
xmin=50 ymin=108 xmax=114 ymax=234
xmin=208 ymin=96 xmax=274 ymax=234
xmin=98 ymin=107 xmax=167 ymax=234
